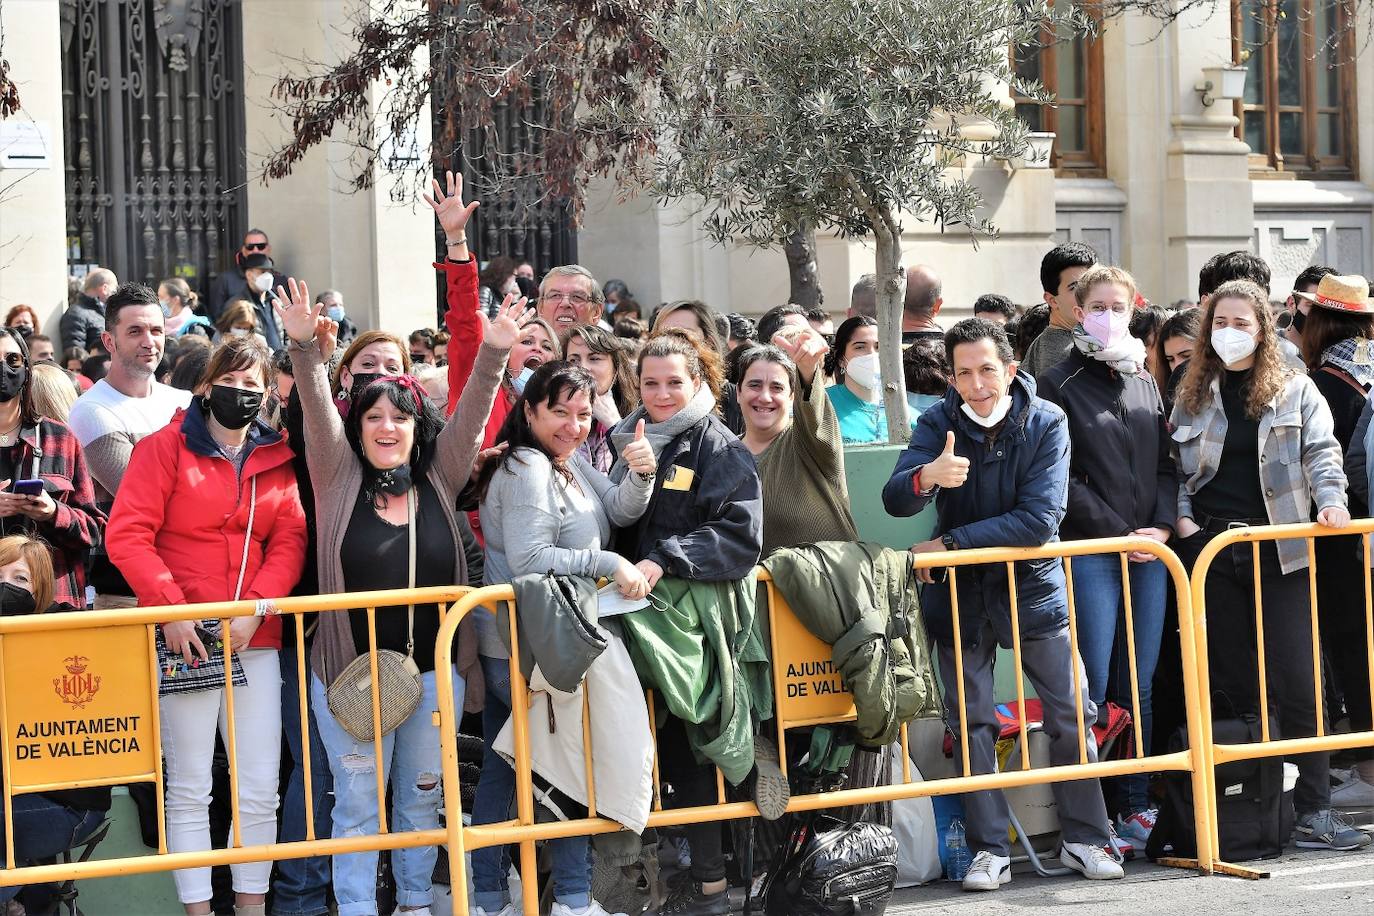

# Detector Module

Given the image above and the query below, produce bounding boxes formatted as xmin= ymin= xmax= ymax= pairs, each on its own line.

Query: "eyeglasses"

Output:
xmin=244 ymin=242 xmax=268 ymax=251
xmin=540 ymin=292 xmax=592 ymax=306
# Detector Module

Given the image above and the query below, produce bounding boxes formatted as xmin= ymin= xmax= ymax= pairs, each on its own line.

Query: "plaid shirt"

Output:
xmin=7 ymin=419 xmax=107 ymax=608
xmin=1170 ymin=371 xmax=1346 ymax=574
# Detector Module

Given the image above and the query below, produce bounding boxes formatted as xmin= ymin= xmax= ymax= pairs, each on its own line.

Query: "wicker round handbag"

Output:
xmin=328 ymin=489 xmax=424 ymax=741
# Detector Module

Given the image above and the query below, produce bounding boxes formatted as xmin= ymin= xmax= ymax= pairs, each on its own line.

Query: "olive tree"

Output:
xmin=646 ymin=0 xmax=1091 ymax=442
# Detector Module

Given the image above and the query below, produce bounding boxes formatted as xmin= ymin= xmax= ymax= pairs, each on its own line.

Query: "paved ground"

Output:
xmin=885 ymin=846 xmax=1374 ymax=914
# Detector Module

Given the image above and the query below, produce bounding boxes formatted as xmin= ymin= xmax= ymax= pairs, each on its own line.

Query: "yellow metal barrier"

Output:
xmin=0 ymin=586 xmax=471 ymax=888
xmin=1189 ymin=519 xmax=1374 ymax=877
xmin=436 ymin=536 xmax=1217 ymax=916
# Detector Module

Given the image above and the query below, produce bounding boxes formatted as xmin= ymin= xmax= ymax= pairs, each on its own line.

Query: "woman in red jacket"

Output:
xmin=107 ymin=335 xmax=307 ymax=916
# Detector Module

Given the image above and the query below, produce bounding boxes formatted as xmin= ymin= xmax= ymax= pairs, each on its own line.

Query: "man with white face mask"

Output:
xmin=884 ymin=318 xmax=1124 ymax=891
xmin=241 ymin=253 xmax=284 ymax=350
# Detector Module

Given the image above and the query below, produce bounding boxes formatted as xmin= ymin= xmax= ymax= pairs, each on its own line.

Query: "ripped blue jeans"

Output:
xmin=311 ymin=667 xmax=464 ymax=916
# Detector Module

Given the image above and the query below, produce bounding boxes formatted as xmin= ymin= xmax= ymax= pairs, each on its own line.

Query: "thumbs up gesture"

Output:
xmin=921 ymin=430 xmax=970 ymax=489
xmin=621 ymin=418 xmax=657 ymax=478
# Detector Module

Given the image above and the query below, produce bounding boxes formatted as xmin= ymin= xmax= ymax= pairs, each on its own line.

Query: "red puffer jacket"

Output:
xmin=106 ymin=405 xmax=308 ymax=648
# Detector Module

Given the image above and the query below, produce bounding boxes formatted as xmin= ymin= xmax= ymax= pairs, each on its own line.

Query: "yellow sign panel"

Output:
xmin=1 ymin=624 xmax=158 ymax=791
xmin=769 ymin=586 xmax=856 ymax=725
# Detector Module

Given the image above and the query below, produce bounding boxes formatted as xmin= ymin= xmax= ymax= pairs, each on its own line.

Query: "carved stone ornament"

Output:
xmin=154 ymin=0 xmax=205 ymax=73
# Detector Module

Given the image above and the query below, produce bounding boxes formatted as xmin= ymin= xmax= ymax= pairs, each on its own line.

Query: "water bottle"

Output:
xmin=945 ymin=818 xmax=971 ymax=881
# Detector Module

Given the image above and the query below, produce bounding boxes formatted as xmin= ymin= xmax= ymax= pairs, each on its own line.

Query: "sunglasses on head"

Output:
xmin=244 ymin=242 xmax=268 ymax=251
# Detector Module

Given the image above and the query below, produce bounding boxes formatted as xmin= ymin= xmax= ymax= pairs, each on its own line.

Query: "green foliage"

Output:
xmin=646 ymin=0 xmax=1091 ymax=246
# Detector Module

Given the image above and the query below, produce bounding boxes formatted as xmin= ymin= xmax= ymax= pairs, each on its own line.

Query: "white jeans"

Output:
xmin=159 ymin=647 xmax=282 ymax=904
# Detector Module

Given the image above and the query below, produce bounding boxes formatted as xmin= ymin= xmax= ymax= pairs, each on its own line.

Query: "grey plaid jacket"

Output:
xmin=1170 ymin=371 xmax=1347 ymax=574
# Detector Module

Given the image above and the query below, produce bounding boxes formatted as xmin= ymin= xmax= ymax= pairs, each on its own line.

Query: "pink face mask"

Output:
xmin=1082 ymin=308 xmax=1131 ymax=348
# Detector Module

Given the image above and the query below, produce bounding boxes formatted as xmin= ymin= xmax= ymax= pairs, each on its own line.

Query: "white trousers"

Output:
xmin=159 ymin=647 xmax=282 ymax=904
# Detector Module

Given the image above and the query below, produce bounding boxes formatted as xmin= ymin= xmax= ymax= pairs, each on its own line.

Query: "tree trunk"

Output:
xmin=873 ymin=227 xmax=910 ymax=443
xmin=783 ymin=223 xmax=823 ymax=309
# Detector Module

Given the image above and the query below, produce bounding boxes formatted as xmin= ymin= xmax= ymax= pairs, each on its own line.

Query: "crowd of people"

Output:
xmin=0 ymin=170 xmax=1372 ymax=916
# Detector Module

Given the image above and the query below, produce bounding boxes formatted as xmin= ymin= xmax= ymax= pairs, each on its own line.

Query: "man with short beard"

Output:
xmin=67 ymin=282 xmax=191 ymax=608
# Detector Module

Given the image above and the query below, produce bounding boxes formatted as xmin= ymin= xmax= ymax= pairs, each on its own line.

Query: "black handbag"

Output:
xmin=763 ymin=817 xmax=898 ymax=916
xmin=504 ymin=572 xmax=607 ymax=693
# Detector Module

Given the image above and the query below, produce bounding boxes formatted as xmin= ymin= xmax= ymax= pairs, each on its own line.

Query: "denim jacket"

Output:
xmin=1169 ymin=371 xmax=1346 ymax=574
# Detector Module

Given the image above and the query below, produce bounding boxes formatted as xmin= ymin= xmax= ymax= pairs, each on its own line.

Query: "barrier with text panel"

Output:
xmin=0 ymin=586 xmax=472 ymax=889
xmin=435 ymin=537 xmax=1216 ymax=916
xmin=1188 ymin=520 xmax=1374 ymax=877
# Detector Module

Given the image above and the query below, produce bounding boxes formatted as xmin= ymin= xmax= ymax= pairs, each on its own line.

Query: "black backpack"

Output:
xmin=1147 ymin=714 xmax=1292 ymax=862
xmin=755 ymin=727 xmax=899 ymax=916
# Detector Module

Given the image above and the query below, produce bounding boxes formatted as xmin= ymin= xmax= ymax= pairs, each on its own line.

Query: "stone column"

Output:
xmin=0 ymin=0 xmax=69 ymax=332
xmin=240 ymin=0 xmax=436 ymax=334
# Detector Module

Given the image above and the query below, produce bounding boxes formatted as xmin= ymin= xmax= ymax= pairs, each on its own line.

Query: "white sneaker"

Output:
xmin=961 ymin=850 xmax=1011 ymax=891
xmin=550 ymin=903 xmax=629 ymax=916
xmin=472 ymin=905 xmax=517 ymax=916
xmin=1060 ymin=841 xmax=1125 ymax=880
xmin=1331 ymin=771 xmax=1374 ymax=808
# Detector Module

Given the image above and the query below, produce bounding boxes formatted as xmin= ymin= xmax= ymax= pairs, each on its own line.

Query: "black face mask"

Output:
xmin=0 ymin=363 xmax=26 ymax=403
xmin=1291 ymin=308 xmax=1307 ymax=334
xmin=206 ymin=384 xmax=264 ymax=430
xmin=348 ymin=372 xmax=382 ymax=402
xmin=368 ymin=462 xmax=414 ymax=496
xmin=13 ymin=326 xmax=32 ymax=341
xmin=0 ymin=582 xmax=37 ymax=615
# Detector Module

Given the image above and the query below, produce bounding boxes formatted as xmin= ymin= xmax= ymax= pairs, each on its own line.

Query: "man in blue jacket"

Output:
xmin=883 ymin=318 xmax=1122 ymax=890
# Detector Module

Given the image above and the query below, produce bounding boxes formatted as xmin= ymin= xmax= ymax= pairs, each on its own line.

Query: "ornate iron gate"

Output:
xmin=61 ymin=0 xmax=246 ymax=292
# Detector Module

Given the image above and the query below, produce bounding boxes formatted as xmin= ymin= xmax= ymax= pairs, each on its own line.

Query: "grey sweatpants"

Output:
xmin=935 ymin=622 xmax=1112 ymax=856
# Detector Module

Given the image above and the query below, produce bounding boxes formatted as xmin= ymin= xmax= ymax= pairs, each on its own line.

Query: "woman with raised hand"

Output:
xmin=470 ymin=361 xmax=656 ymax=916
xmin=107 ymin=335 xmax=307 ymax=916
xmin=737 ymin=326 xmax=857 ymax=554
xmin=1171 ymin=278 xmax=1370 ymax=853
xmin=278 ymin=276 xmax=526 ymax=916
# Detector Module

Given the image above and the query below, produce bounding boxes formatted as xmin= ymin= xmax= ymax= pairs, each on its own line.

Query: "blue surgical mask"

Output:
xmin=326 ymin=305 xmax=345 ymax=323
xmin=511 ymin=366 xmax=535 ymax=395
xmin=159 ymin=299 xmax=172 ymax=318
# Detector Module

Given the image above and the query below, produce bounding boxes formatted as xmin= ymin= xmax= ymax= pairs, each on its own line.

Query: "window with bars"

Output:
xmin=1233 ymin=0 xmax=1356 ymax=176
xmin=1011 ymin=9 xmax=1105 ymax=176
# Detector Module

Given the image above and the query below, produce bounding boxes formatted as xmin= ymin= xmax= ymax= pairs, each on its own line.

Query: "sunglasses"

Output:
xmin=244 ymin=242 xmax=269 ymax=251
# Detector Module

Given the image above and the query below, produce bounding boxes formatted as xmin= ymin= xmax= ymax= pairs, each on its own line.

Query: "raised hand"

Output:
xmin=921 ymin=431 xmax=970 ymax=489
xmin=423 ymin=170 xmax=480 ymax=243
xmin=620 ymin=418 xmax=657 ymax=478
xmin=273 ymin=278 xmax=321 ymax=346
xmin=772 ymin=326 xmax=830 ymax=383
xmin=479 ymin=292 xmax=533 ymax=351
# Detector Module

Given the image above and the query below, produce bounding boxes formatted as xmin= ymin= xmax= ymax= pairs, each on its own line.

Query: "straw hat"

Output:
xmin=1293 ymin=274 xmax=1374 ymax=314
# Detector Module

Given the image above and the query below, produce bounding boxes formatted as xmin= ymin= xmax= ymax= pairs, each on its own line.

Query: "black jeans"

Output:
xmin=1177 ymin=530 xmax=1330 ymax=814
xmin=658 ymin=716 xmax=726 ymax=884
xmin=1315 ymin=534 xmax=1373 ymax=760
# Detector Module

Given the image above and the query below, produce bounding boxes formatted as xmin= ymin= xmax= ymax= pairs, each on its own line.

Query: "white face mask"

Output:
xmin=1211 ymin=327 xmax=1258 ymax=367
xmin=252 ymin=272 xmax=274 ymax=293
xmin=229 ymin=327 xmax=251 ymax=338
xmin=844 ymin=353 xmax=881 ymax=396
xmin=961 ymin=396 xmax=1013 ymax=429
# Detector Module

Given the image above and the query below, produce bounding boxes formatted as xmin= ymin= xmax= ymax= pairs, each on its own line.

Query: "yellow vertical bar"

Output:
xmin=503 ymin=602 xmax=539 ymax=916
xmin=222 ymin=618 xmax=243 ymax=849
xmin=948 ymin=566 xmax=972 ymax=777
xmin=438 ymin=598 xmax=470 ymax=916
xmin=1064 ymin=555 xmax=1088 ymax=765
xmin=1178 ymin=543 xmax=1215 ymax=872
xmin=1005 ymin=561 xmax=1030 ymax=770
xmin=149 ymin=624 xmax=168 ymax=855
xmin=716 ymin=767 xmax=726 ymax=805
xmin=582 ymin=685 xmax=597 ymax=818
xmin=0 ymin=633 xmax=14 ymax=871
xmin=1365 ymin=534 xmax=1374 ymax=734
xmin=1252 ymin=543 xmax=1271 ymax=743
xmin=899 ymin=722 xmax=912 ymax=784
xmin=1118 ymin=553 xmax=1144 ymax=758
xmin=647 ymin=690 xmax=662 ymax=811
xmin=295 ymin=613 xmax=315 ymax=842
xmin=1307 ymin=537 xmax=1324 ymax=738
xmin=365 ymin=607 xmax=388 ymax=834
